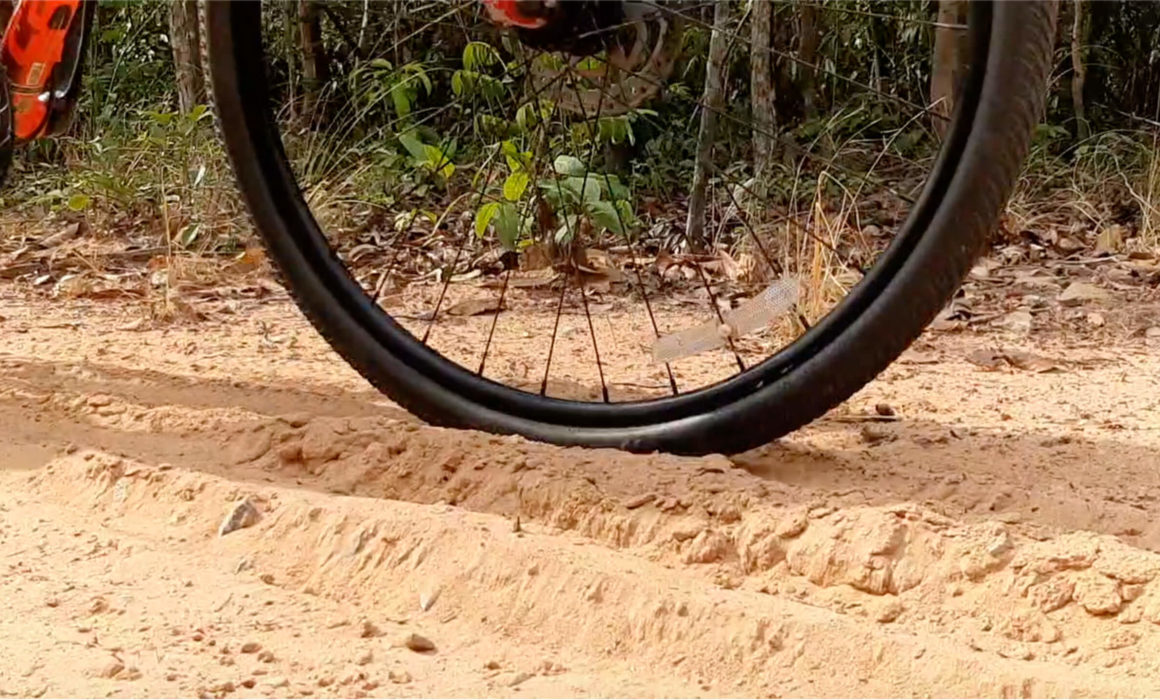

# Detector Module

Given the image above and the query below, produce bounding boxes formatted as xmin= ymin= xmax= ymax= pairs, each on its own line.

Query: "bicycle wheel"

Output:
xmin=204 ymin=1 xmax=1056 ymax=456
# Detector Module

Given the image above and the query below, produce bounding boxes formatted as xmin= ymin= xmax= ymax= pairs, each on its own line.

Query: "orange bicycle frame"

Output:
xmin=1 ymin=0 xmax=82 ymax=141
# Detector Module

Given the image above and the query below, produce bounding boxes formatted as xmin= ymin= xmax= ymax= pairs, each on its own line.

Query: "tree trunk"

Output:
xmin=796 ymin=1 xmax=820 ymax=117
xmin=685 ymin=0 xmax=732 ymax=251
xmin=930 ymin=0 xmax=968 ymax=138
xmin=1071 ymin=0 xmax=1090 ymax=139
xmin=168 ymin=0 xmax=204 ymax=114
xmin=751 ymin=0 xmax=776 ymax=189
xmin=299 ymin=0 xmax=330 ymax=117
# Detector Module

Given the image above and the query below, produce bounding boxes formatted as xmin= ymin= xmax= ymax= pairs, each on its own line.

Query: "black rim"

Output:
xmin=213 ymin=0 xmax=992 ymax=429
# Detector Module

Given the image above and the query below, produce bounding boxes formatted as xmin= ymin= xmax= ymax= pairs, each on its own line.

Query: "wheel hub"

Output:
xmin=485 ymin=0 xmax=683 ymax=115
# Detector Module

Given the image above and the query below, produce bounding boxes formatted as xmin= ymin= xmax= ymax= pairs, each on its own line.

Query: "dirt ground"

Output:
xmin=5 ymin=260 xmax=1160 ymax=698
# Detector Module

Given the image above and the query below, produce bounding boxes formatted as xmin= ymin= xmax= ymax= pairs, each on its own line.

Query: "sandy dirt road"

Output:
xmin=4 ymin=283 xmax=1160 ymax=698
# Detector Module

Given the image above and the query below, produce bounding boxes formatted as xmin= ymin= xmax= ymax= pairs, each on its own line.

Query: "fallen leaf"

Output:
xmin=1003 ymin=350 xmax=1065 ymax=373
xmin=1058 ymin=282 xmax=1110 ymax=307
xmin=1096 ymin=224 xmax=1126 ymax=255
xmin=966 ymin=349 xmax=1006 ymax=370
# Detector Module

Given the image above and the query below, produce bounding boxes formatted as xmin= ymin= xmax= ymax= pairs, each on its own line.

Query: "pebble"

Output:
xmin=218 ymin=499 xmax=260 ymax=536
xmin=257 ymin=650 xmax=276 ymax=663
xmin=267 ymin=677 xmax=289 ymax=688
xmin=240 ymin=642 xmax=261 ymax=654
xmin=624 ymin=493 xmax=655 ymax=510
xmin=388 ymin=670 xmax=412 ymax=684
xmin=419 ymin=588 xmax=440 ymax=612
xmin=98 ymin=662 xmax=124 ymax=679
xmin=874 ymin=403 xmax=896 ymax=417
xmin=876 ymin=599 xmax=904 ymax=623
xmin=360 ymin=620 xmax=382 ymax=638
xmin=506 ymin=671 xmax=534 ymax=687
xmin=240 ymin=679 xmax=256 ymax=689
xmin=356 ymin=650 xmax=374 ymax=666
xmin=259 ymin=573 xmax=275 ymax=585
xmin=860 ymin=424 xmax=893 ymax=445
xmin=402 ymin=632 xmax=436 ymax=653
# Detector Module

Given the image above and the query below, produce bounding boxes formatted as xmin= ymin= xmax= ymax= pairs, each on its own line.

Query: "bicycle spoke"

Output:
xmin=646 ymin=1 xmax=953 ymax=124
xmin=562 ymin=71 xmax=679 ymax=395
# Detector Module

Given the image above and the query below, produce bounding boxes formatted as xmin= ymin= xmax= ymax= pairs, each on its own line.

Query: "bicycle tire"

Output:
xmin=204 ymin=1 xmax=1057 ymax=456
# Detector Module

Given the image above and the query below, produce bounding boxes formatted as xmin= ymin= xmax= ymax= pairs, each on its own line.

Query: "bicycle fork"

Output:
xmin=0 ymin=0 xmax=93 ymax=142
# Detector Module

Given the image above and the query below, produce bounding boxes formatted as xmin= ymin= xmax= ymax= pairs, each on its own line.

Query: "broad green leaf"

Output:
xmin=423 ymin=145 xmax=455 ymax=178
xmin=495 ymin=202 xmax=521 ymax=250
xmin=66 ymin=194 xmax=91 ymax=212
xmin=474 ymin=202 xmax=500 ymax=237
xmin=614 ymin=199 xmax=637 ymax=228
xmin=503 ymin=170 xmax=530 ymax=201
xmin=587 ymin=201 xmax=625 ymax=235
xmin=566 ymin=176 xmax=601 ymax=202
xmin=398 ymin=131 xmax=428 ymax=161
xmin=604 ymin=175 xmax=630 ymax=201
xmin=553 ymin=155 xmax=586 ymax=176
xmin=391 ymin=88 xmax=411 ymax=118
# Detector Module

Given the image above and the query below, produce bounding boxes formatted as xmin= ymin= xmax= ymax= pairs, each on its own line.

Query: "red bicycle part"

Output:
xmin=481 ymin=0 xmax=550 ymax=29
xmin=1 ymin=0 xmax=81 ymax=141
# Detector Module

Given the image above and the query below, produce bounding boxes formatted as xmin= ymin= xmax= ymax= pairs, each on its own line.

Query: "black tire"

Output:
xmin=204 ymin=1 xmax=1057 ymax=456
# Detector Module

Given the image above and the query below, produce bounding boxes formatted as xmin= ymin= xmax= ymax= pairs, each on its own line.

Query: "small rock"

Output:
xmin=44 ymin=597 xmax=59 ymax=608
xmin=356 ymin=650 xmax=373 ymax=666
xmin=402 ymin=633 xmax=436 ymax=653
xmin=512 ymin=515 xmax=521 ymax=533
xmin=624 ymin=493 xmax=655 ymax=510
xmin=210 ymin=681 xmax=235 ymax=694
xmin=240 ymin=642 xmax=261 ymax=654
xmin=267 ymin=677 xmax=289 ymax=688
xmin=874 ymin=403 xmax=896 ymax=417
xmin=259 ymin=573 xmax=275 ymax=585
xmin=996 ymin=310 xmax=1033 ymax=335
xmin=876 ymin=599 xmax=904 ymax=623
xmin=775 ymin=509 xmax=808 ymax=539
xmin=484 ymin=660 xmax=501 ymax=670
xmin=98 ymin=662 xmax=124 ymax=679
xmin=1076 ymin=574 xmax=1123 ymax=616
xmin=218 ymin=499 xmax=260 ymax=536
xmin=860 ymin=424 xmax=894 ymax=445
xmin=359 ymin=620 xmax=382 ymax=638
xmin=388 ymin=670 xmax=412 ymax=684
xmin=506 ymin=671 xmax=534 ymax=687
xmin=419 ymin=588 xmax=440 ymax=612
xmin=1105 ymin=629 xmax=1140 ymax=650
xmin=240 ymin=679 xmax=256 ymax=689
xmin=1087 ymin=312 xmax=1106 ymax=328
xmin=257 ymin=650 xmax=275 ymax=663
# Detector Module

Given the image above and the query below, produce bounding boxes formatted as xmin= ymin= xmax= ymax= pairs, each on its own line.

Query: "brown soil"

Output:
xmin=5 ymin=262 xmax=1160 ymax=698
